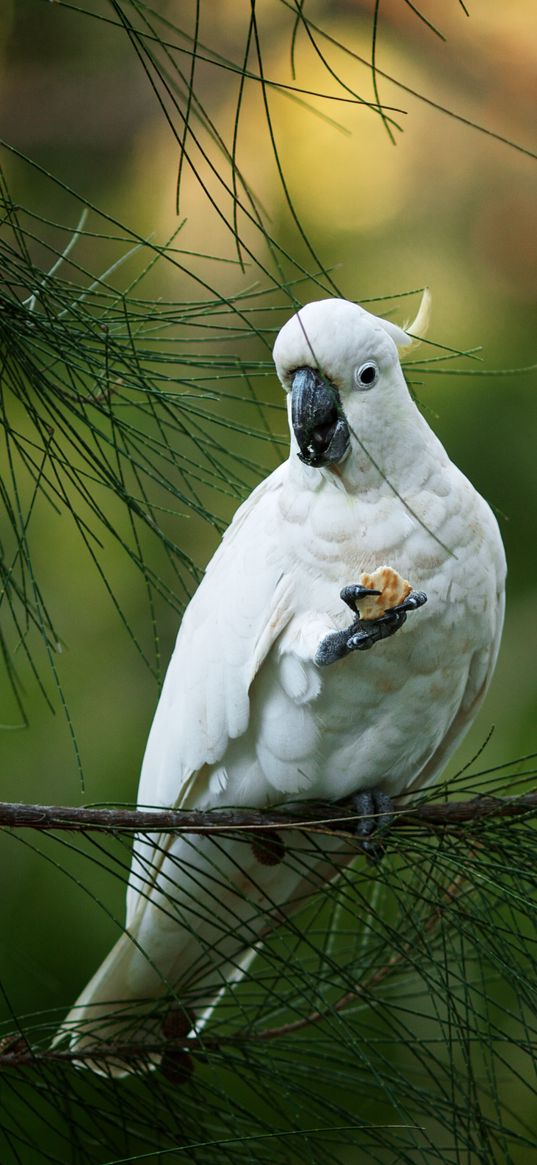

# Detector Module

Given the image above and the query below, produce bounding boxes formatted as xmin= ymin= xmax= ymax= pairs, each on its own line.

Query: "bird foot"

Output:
xmin=350 ymin=789 xmax=394 ymax=863
xmin=315 ymin=584 xmax=427 ymax=666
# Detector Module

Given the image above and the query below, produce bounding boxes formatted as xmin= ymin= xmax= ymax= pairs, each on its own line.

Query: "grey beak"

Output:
xmin=291 ymin=368 xmax=350 ymax=468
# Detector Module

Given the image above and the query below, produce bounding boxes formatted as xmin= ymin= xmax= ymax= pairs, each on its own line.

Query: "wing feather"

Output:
xmin=126 ymin=464 xmax=294 ymax=924
xmin=405 ymin=584 xmax=505 ymax=797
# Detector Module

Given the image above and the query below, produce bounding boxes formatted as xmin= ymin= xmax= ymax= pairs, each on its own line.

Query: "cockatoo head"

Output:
xmin=272 ymin=296 xmax=428 ymax=472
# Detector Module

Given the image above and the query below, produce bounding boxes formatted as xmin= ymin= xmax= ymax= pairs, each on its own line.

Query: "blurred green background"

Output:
xmin=0 ymin=0 xmax=536 ymax=1158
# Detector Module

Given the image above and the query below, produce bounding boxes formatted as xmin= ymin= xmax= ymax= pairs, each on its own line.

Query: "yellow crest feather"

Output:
xmin=401 ymin=287 xmax=431 ymax=358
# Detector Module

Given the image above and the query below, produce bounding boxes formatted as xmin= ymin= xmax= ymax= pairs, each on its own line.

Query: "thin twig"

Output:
xmin=254 ymin=865 xmax=470 ymax=1041
xmin=0 ymin=867 xmax=472 ymax=1070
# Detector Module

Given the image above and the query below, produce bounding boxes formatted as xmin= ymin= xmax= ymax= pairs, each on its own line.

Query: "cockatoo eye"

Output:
xmin=353 ymin=361 xmax=379 ymax=390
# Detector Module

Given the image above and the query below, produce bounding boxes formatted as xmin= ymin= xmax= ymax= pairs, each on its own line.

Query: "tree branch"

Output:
xmin=0 ymin=792 xmax=535 ymax=836
xmin=1 ymin=794 xmax=534 ymax=1077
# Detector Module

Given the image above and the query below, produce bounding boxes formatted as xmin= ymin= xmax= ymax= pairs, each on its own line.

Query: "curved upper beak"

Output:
xmin=291 ymin=368 xmax=350 ymax=468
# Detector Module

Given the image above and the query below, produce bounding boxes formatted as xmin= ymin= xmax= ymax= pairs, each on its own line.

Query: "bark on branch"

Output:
xmin=0 ymin=792 xmax=535 ymax=836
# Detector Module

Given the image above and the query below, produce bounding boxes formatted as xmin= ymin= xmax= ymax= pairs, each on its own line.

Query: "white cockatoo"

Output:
xmin=61 ymin=296 xmax=506 ymax=1070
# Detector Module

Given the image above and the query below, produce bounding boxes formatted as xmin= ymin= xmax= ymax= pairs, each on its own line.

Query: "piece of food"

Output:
xmin=357 ymin=565 xmax=413 ymax=621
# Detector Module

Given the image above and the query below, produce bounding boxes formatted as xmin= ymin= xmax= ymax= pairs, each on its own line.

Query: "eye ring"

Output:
xmin=353 ymin=361 xmax=379 ymax=390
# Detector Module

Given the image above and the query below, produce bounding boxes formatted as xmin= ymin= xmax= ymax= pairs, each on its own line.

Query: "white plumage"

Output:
xmin=61 ymin=297 xmax=506 ymax=1068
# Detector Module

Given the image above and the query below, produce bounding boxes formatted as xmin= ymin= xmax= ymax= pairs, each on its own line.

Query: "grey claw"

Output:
xmin=351 ymin=790 xmax=394 ymax=863
xmin=348 ymin=607 xmax=407 ymax=652
xmin=316 ymin=587 xmax=428 ymax=665
xmin=340 ymin=584 xmax=381 ymax=614
xmin=347 ymin=631 xmax=375 ymax=651
xmin=388 ymin=590 xmax=428 ymax=615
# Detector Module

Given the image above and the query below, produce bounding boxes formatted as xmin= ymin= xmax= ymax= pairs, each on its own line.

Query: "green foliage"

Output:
xmin=1 ymin=758 xmax=537 ymax=1163
xmin=1 ymin=2 xmax=536 ymax=1162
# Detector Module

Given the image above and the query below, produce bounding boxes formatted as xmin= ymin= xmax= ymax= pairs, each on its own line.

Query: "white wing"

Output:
xmin=406 ymin=593 xmax=505 ymax=797
xmin=126 ymin=462 xmax=295 ymax=924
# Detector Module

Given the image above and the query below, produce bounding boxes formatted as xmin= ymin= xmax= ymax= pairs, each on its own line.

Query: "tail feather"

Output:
xmin=55 ymin=829 xmax=349 ymax=1074
xmin=53 ymin=931 xmax=167 ymax=1075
